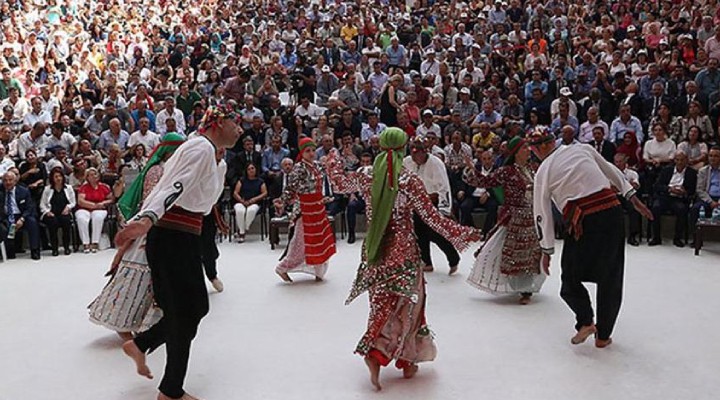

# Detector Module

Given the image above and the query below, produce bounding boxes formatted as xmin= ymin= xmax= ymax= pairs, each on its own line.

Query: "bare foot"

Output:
xmin=364 ymin=356 xmax=382 ymax=391
xmin=276 ymin=271 xmax=293 ymax=282
xmin=595 ymin=338 xmax=613 ymax=348
xmin=448 ymin=265 xmax=458 ymax=276
xmin=117 ymin=331 xmax=134 ymax=341
xmin=571 ymin=324 xmax=597 ymax=345
xmin=402 ymin=364 xmax=419 ymax=379
xmin=122 ymin=340 xmax=153 ymax=379
xmin=519 ymin=294 xmax=531 ymax=305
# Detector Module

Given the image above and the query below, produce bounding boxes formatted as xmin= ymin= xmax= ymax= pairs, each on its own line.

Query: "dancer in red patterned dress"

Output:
xmin=462 ymin=136 xmax=545 ymax=304
xmin=273 ymin=137 xmax=336 ymax=282
xmin=326 ymin=128 xmax=481 ymax=390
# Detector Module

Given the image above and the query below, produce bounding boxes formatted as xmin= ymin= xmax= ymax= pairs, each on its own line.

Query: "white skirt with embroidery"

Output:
xmin=88 ymin=235 xmax=163 ymax=333
xmin=467 ymin=226 xmax=546 ymax=295
xmin=275 ymin=217 xmax=329 ymax=279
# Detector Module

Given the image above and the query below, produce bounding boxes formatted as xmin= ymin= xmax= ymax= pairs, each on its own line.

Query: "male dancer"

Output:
xmin=531 ymin=127 xmax=652 ymax=348
xmin=403 ymin=138 xmax=460 ymax=275
xmin=116 ymin=104 xmax=241 ymax=400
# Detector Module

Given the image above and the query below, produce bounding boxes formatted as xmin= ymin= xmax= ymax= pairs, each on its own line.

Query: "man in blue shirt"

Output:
xmin=609 ymin=104 xmax=644 ymax=144
xmin=691 ymin=147 xmax=720 ymax=234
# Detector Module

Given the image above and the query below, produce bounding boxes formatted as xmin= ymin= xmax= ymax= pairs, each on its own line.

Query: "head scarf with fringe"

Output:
xmin=365 ymin=127 xmax=407 ymax=265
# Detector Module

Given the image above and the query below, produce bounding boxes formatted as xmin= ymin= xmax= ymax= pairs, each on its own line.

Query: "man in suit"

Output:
xmin=457 ymin=148 xmax=499 ymax=235
xmin=227 ymin=136 xmax=262 ymax=187
xmin=673 ymin=81 xmax=704 ymax=117
xmin=650 ymin=151 xmax=698 ymax=247
xmin=580 ymin=88 xmax=616 ymax=126
xmin=588 ymin=126 xmax=616 ymax=162
xmin=621 ymin=83 xmax=644 ymax=124
xmin=690 ymin=146 xmax=720 ymax=232
xmin=0 ymin=170 xmax=41 ymax=259
xmin=643 ymin=82 xmax=670 ymax=121
xmin=320 ymin=38 xmax=342 ymax=67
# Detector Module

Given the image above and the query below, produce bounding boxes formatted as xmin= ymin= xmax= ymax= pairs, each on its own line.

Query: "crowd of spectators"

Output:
xmin=1 ymin=0 xmax=720 ymax=258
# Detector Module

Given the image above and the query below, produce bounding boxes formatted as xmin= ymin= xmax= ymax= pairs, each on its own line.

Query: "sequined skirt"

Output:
xmin=88 ymin=236 xmax=163 ymax=333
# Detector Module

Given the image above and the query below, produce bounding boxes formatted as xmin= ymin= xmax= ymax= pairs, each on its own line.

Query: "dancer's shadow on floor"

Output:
xmin=85 ymin=334 xmax=125 ymax=350
xmin=470 ymin=295 xmax=547 ymax=306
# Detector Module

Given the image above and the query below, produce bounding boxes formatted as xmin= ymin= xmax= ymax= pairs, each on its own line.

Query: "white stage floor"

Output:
xmin=1 ymin=235 xmax=718 ymax=400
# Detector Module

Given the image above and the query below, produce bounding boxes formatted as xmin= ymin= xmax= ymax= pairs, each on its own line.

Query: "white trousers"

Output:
xmin=233 ymin=203 xmax=260 ymax=234
xmin=75 ymin=209 xmax=108 ymax=245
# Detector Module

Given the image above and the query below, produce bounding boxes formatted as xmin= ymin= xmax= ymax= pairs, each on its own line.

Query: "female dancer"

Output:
xmin=273 ymin=137 xmax=336 ymax=282
xmin=88 ymin=133 xmax=185 ymax=340
xmin=326 ymin=128 xmax=481 ymax=390
xmin=462 ymin=136 xmax=545 ymax=304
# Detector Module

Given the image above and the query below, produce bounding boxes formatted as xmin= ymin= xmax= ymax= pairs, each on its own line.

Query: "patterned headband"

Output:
xmin=198 ymin=103 xmax=243 ymax=134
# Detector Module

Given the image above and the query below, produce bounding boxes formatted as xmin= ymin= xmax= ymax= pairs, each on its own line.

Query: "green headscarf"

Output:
xmin=365 ymin=127 xmax=408 ymax=265
xmin=117 ymin=132 xmax=186 ymax=221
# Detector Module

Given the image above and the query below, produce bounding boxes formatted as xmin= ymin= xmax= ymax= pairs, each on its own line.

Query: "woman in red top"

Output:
xmin=76 ymin=167 xmax=114 ymax=253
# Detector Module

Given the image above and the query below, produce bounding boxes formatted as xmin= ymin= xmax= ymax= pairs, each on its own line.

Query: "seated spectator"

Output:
xmin=644 ymin=124 xmax=677 ymax=191
xmin=264 ymin=116 xmax=289 ymax=149
xmin=588 ymin=126 xmax=616 ymax=163
xmin=650 ymin=151 xmax=697 ymax=247
xmin=232 ymin=163 xmax=267 ymax=243
xmin=100 ymin=144 xmax=125 ymax=185
xmin=127 ymin=144 xmax=148 ymax=171
xmin=268 ymin=158 xmax=294 ymax=218
xmin=0 ymin=143 xmax=15 ymax=178
xmin=616 ymin=131 xmax=643 ymax=170
xmin=471 ymin=122 xmax=497 ymax=150
xmin=0 ymin=170 xmax=41 ymax=259
xmin=458 ymin=148 xmax=499 ymax=234
xmin=47 ymin=122 xmax=78 ymax=154
xmin=18 ymin=149 xmax=47 ymax=206
xmin=76 ymin=139 xmax=102 ymax=169
xmin=679 ymin=101 xmax=715 ymax=143
xmin=228 ymin=136 xmax=262 ymax=186
xmin=76 ymin=168 xmax=114 ymax=253
xmin=346 ymin=153 xmax=373 ymax=244
xmin=16 ymin=122 xmax=49 ymax=161
xmin=128 ymin=117 xmax=160 ymax=151
xmin=98 ymin=118 xmax=130 ymax=158
xmin=45 ymin=146 xmax=73 ymax=177
xmin=690 ymin=146 xmax=720 ymax=233
xmin=69 ymin=158 xmax=88 ymax=190
xmin=678 ymin=126 xmax=709 ymax=170
xmin=613 ymin=153 xmax=642 ymax=246
xmin=39 ymin=168 xmax=75 ymax=256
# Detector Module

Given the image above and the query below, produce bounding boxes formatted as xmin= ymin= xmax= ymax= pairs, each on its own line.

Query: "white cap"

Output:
xmin=627 ymin=25 xmax=636 ymax=32
xmin=426 ymin=49 xmax=435 ymax=55
xmin=321 ymin=65 xmax=331 ymax=73
xmin=447 ymin=46 xmax=456 ymax=52
xmin=422 ymin=109 xmax=434 ymax=116
xmin=460 ymin=87 xmax=471 ymax=95
xmin=559 ymin=87 xmax=573 ymax=97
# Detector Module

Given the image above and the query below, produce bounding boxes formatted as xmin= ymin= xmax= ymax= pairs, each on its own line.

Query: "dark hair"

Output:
xmin=50 ymin=167 xmax=67 ymax=186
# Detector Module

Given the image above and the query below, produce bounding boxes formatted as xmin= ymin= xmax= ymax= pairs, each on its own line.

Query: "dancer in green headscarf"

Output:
xmin=325 ymin=127 xmax=481 ymax=391
xmin=89 ymin=132 xmax=185 ymax=340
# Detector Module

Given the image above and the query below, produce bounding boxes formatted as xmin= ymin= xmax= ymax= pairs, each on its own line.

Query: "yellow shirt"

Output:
xmin=472 ymin=132 xmax=497 ymax=150
xmin=340 ymin=25 xmax=358 ymax=43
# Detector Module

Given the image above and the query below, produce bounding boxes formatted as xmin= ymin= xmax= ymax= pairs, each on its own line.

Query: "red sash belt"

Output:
xmin=156 ymin=206 xmax=204 ymax=236
xmin=562 ymin=188 xmax=620 ymax=240
xmin=299 ymin=192 xmax=336 ymax=265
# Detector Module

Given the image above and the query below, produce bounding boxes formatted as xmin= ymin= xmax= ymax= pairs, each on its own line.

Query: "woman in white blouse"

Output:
xmin=643 ymin=124 xmax=677 ymax=168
